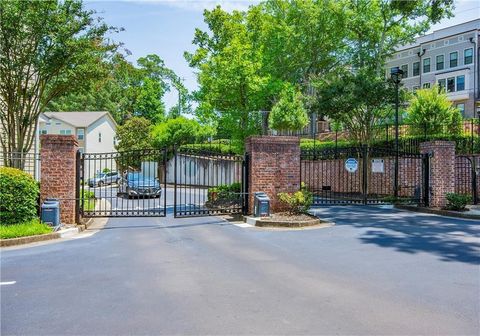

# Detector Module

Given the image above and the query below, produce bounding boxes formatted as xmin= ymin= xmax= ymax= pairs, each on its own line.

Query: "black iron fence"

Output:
xmin=0 ymin=151 xmax=41 ymax=180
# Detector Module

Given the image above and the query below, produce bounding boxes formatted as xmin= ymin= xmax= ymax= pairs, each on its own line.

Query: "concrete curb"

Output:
xmin=395 ymin=204 xmax=480 ymax=220
xmin=244 ymin=215 xmax=335 ymax=228
xmin=0 ymin=226 xmax=82 ymax=247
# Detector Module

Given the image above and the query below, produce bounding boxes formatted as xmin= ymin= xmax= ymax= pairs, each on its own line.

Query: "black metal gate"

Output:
xmin=79 ymin=149 xmax=167 ymax=217
xmin=300 ymin=145 xmax=428 ymax=206
xmin=455 ymin=155 xmax=479 ymax=204
xmin=173 ymin=147 xmax=247 ymax=217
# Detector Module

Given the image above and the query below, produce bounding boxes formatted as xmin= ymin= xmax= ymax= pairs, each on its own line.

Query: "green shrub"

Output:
xmin=82 ymin=190 xmax=96 ymax=212
xmin=0 ymin=167 xmax=39 ymax=224
xmin=277 ymin=183 xmax=313 ymax=215
xmin=0 ymin=218 xmax=52 ymax=239
xmin=207 ymin=182 xmax=242 ymax=206
xmin=445 ymin=193 xmax=471 ymax=211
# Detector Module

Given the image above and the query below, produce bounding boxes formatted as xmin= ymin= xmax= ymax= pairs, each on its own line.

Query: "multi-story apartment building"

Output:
xmin=386 ymin=19 xmax=479 ymax=119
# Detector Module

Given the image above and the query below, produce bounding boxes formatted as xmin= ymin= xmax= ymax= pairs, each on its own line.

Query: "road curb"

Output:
xmin=0 ymin=226 xmax=82 ymax=247
xmin=395 ymin=204 xmax=480 ymax=220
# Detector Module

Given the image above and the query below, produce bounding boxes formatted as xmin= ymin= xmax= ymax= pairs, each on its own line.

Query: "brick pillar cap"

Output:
xmin=246 ymin=135 xmax=300 ymax=144
xmin=40 ymin=134 xmax=78 ymax=147
xmin=419 ymin=140 xmax=456 ymax=148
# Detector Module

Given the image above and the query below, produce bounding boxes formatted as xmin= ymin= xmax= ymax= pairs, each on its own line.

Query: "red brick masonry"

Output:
xmin=40 ymin=135 xmax=78 ymax=224
xmin=246 ymin=136 xmax=300 ymax=213
xmin=420 ymin=141 xmax=456 ymax=208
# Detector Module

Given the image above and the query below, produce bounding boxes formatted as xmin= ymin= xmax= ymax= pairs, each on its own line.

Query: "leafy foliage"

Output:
xmin=0 ymin=167 xmax=39 ymax=224
xmin=269 ymin=86 xmax=309 ymax=131
xmin=115 ymin=117 xmax=154 ymax=152
xmin=445 ymin=193 xmax=471 ymax=211
xmin=0 ymin=0 xmax=117 ymax=155
xmin=277 ymin=183 xmax=313 ymax=215
xmin=151 ymin=117 xmax=214 ymax=149
xmin=406 ymin=86 xmax=462 ymax=136
xmin=207 ymin=183 xmax=242 ymax=208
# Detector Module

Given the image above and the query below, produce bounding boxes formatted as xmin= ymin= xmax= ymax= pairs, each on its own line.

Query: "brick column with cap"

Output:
xmin=245 ymin=136 xmax=300 ymax=213
xmin=420 ymin=140 xmax=455 ymax=208
xmin=40 ymin=135 xmax=79 ymax=224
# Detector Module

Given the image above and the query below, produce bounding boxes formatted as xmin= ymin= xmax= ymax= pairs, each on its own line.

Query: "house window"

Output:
xmin=436 ymin=55 xmax=444 ymax=70
xmin=98 ymin=132 xmax=102 ymax=143
xmin=449 ymin=51 xmax=458 ymax=68
xmin=60 ymin=129 xmax=72 ymax=135
xmin=55 ymin=121 xmax=61 ymax=126
xmin=438 ymin=79 xmax=446 ymax=90
xmin=413 ymin=62 xmax=420 ymax=76
xmin=423 ymin=83 xmax=431 ymax=89
xmin=401 ymin=64 xmax=408 ymax=78
xmin=464 ymin=48 xmax=473 ymax=65
xmin=77 ymin=129 xmax=84 ymax=140
xmin=423 ymin=58 xmax=430 ymax=73
xmin=40 ymin=129 xmax=47 ymax=135
xmin=447 ymin=77 xmax=455 ymax=92
xmin=456 ymin=75 xmax=465 ymax=91
xmin=457 ymin=103 xmax=465 ymax=117
xmin=46 ymin=122 xmax=51 ymax=126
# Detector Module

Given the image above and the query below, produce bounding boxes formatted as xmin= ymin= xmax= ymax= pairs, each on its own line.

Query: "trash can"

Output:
xmin=254 ymin=192 xmax=270 ymax=217
xmin=41 ymin=198 xmax=60 ymax=227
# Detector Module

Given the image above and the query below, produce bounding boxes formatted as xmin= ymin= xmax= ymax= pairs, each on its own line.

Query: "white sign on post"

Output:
xmin=345 ymin=158 xmax=358 ymax=173
xmin=371 ymin=159 xmax=384 ymax=173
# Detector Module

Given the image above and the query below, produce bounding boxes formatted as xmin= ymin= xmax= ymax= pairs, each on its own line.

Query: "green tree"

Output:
xmin=0 ymin=0 xmax=117 ymax=158
xmin=151 ymin=117 xmax=214 ymax=149
xmin=406 ymin=86 xmax=462 ymax=136
xmin=269 ymin=85 xmax=308 ymax=131
xmin=115 ymin=117 xmax=153 ymax=152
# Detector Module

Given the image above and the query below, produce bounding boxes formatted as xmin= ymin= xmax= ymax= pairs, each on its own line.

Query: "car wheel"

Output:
xmin=98 ymin=181 xmax=104 ymax=187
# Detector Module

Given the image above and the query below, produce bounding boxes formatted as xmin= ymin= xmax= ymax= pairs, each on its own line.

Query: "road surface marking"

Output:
xmin=0 ymin=281 xmax=16 ymax=286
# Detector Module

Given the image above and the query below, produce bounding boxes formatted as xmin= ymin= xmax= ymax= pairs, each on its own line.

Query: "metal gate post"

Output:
xmin=362 ymin=145 xmax=368 ymax=205
xmin=242 ymin=153 xmax=250 ymax=215
xmin=472 ymin=157 xmax=478 ymax=204
xmin=173 ymin=146 xmax=178 ymax=217
xmin=163 ymin=147 xmax=168 ymax=214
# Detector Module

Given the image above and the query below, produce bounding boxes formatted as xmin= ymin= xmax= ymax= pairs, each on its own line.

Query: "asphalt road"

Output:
xmin=1 ymin=206 xmax=479 ymax=335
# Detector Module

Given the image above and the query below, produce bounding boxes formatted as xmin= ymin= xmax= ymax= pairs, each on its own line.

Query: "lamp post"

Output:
xmin=390 ymin=67 xmax=404 ymax=199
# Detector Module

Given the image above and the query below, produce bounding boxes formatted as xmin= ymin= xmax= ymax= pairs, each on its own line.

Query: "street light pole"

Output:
xmin=390 ymin=67 xmax=404 ymax=199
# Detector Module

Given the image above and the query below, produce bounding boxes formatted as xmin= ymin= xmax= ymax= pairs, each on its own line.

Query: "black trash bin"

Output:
xmin=41 ymin=198 xmax=60 ymax=227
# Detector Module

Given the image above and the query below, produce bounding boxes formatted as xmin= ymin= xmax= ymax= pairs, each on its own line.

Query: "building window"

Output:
xmin=436 ymin=55 xmax=444 ymax=70
xmin=413 ymin=62 xmax=420 ymax=76
xmin=55 ymin=121 xmax=61 ymax=126
xmin=438 ymin=79 xmax=446 ymax=90
xmin=457 ymin=103 xmax=465 ymax=117
xmin=40 ymin=129 xmax=47 ymax=135
xmin=464 ymin=48 xmax=473 ymax=65
xmin=401 ymin=64 xmax=408 ymax=78
xmin=456 ymin=75 xmax=465 ymax=91
xmin=60 ymin=129 xmax=72 ymax=135
xmin=46 ymin=122 xmax=51 ymax=126
xmin=423 ymin=83 xmax=431 ymax=89
xmin=423 ymin=58 xmax=430 ymax=73
xmin=77 ymin=128 xmax=84 ymax=140
xmin=98 ymin=132 xmax=102 ymax=143
xmin=449 ymin=51 xmax=458 ymax=68
xmin=447 ymin=77 xmax=455 ymax=92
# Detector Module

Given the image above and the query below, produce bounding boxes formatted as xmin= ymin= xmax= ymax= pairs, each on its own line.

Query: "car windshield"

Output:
xmin=95 ymin=173 xmax=106 ymax=178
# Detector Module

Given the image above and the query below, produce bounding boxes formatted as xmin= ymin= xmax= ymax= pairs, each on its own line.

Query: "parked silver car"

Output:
xmin=88 ymin=172 xmax=120 ymax=187
xmin=118 ymin=172 xmax=162 ymax=198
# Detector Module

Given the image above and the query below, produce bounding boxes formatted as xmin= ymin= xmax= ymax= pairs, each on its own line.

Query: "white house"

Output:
xmin=39 ymin=111 xmax=117 ymax=154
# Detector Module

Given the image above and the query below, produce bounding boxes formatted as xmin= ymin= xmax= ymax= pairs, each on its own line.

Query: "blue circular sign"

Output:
xmin=345 ymin=158 xmax=358 ymax=173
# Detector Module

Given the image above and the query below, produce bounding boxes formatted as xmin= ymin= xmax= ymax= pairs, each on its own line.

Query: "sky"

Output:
xmin=84 ymin=0 xmax=480 ymax=110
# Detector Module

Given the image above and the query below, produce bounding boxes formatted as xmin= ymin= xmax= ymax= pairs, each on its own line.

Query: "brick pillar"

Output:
xmin=420 ymin=141 xmax=455 ymax=208
xmin=40 ymin=135 xmax=79 ymax=224
xmin=245 ymin=136 xmax=300 ymax=213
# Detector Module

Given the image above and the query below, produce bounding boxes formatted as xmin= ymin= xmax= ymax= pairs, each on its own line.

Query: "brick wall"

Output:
xmin=40 ymin=135 xmax=78 ymax=224
xmin=245 ymin=136 xmax=300 ymax=213
xmin=420 ymin=141 xmax=455 ymax=208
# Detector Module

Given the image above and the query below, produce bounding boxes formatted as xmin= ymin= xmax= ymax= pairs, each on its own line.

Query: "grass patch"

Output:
xmin=0 ymin=219 xmax=53 ymax=239
xmin=82 ymin=190 xmax=96 ymax=212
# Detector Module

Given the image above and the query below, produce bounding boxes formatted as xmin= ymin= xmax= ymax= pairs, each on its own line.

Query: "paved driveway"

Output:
xmin=1 ymin=206 xmax=479 ymax=335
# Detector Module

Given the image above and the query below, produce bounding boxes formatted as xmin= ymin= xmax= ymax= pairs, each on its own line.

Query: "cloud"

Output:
xmin=131 ymin=0 xmax=260 ymax=12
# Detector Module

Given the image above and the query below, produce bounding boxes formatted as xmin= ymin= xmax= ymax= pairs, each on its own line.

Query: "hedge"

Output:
xmin=0 ymin=167 xmax=39 ymax=224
